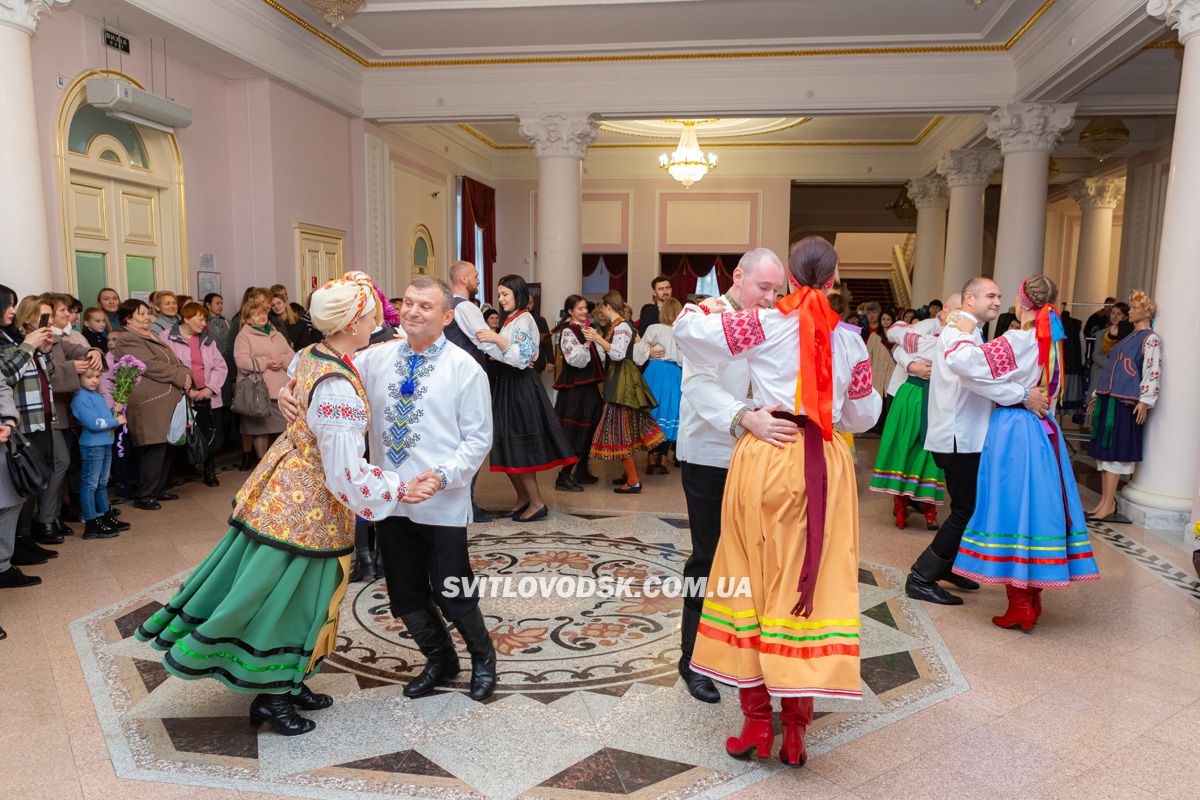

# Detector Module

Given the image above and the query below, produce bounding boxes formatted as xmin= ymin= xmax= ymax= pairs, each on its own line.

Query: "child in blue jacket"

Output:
xmin=71 ymin=367 xmax=127 ymax=539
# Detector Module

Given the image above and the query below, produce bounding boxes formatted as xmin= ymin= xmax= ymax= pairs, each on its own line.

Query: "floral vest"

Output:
xmin=231 ymin=346 xmax=367 ymax=557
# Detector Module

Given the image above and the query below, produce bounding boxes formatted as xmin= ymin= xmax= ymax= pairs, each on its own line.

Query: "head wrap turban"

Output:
xmin=309 ymin=271 xmax=379 ymax=335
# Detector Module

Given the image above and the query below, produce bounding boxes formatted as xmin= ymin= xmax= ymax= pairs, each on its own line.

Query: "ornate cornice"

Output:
xmin=936 ymin=149 xmax=1001 ymax=188
xmin=1148 ymin=0 xmax=1200 ymax=44
xmin=985 ymin=103 xmax=1076 ymax=155
xmin=906 ymin=175 xmax=949 ymax=209
xmin=1069 ymin=177 xmax=1125 ymax=210
xmin=0 ymin=0 xmax=69 ymax=35
xmin=517 ymin=113 xmax=599 ymax=159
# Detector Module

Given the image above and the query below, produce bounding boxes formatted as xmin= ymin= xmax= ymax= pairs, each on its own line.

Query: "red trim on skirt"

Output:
xmin=490 ymin=456 xmax=578 ymax=475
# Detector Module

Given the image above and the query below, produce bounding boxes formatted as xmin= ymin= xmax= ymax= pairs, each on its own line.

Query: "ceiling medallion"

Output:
xmin=304 ymin=0 xmax=364 ymax=28
xmin=658 ymin=121 xmax=718 ymax=188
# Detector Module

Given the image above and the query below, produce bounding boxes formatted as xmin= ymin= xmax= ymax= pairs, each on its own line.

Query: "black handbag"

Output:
xmin=185 ymin=401 xmax=209 ymax=467
xmin=6 ymin=427 xmax=48 ymax=497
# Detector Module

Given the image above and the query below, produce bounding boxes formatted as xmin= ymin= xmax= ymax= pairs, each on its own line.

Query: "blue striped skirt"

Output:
xmin=952 ymin=407 xmax=1100 ymax=589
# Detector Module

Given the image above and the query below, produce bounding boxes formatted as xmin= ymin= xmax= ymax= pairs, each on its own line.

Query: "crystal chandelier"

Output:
xmin=1078 ymin=117 xmax=1130 ymax=163
xmin=658 ymin=121 xmax=717 ymax=188
xmin=305 ymin=0 xmax=365 ymax=28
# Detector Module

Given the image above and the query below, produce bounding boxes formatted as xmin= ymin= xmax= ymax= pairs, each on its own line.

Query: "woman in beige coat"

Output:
xmin=109 ymin=299 xmax=192 ymax=511
xmin=233 ymin=297 xmax=294 ymax=459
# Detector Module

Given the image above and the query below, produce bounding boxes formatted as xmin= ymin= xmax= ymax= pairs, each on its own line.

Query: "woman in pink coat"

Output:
xmin=161 ymin=302 xmax=229 ymax=486
xmin=233 ymin=297 xmax=295 ymax=460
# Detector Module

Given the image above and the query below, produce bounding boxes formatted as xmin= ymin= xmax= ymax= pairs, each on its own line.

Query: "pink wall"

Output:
xmin=29 ymin=9 xmax=356 ymax=304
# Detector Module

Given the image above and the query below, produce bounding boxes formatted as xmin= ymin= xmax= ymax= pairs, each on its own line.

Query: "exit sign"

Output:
xmin=103 ymin=29 xmax=130 ymax=54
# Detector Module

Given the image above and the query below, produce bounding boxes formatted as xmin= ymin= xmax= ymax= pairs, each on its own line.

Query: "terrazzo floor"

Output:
xmin=3 ymin=438 xmax=1199 ymax=800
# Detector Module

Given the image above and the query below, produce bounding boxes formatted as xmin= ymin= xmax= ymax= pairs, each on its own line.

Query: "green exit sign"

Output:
xmin=103 ymin=29 xmax=130 ymax=54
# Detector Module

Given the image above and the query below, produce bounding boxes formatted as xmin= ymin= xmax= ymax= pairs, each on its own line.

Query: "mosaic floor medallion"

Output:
xmin=72 ymin=511 xmax=967 ymax=800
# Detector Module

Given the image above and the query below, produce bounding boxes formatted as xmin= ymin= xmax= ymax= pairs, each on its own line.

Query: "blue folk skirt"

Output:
xmin=643 ymin=360 xmax=683 ymax=442
xmin=953 ymin=408 xmax=1100 ymax=589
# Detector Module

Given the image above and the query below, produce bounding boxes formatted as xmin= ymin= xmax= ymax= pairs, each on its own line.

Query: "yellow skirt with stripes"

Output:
xmin=691 ymin=430 xmax=862 ymax=699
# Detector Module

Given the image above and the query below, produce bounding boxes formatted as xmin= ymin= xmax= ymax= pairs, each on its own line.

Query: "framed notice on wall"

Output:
xmin=197 ymin=271 xmax=221 ymax=299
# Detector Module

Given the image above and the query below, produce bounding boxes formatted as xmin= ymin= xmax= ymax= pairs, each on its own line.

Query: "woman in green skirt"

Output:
xmin=136 ymin=272 xmax=437 ymax=735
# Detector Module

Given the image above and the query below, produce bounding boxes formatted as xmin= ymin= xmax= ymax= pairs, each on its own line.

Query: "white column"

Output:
xmin=0 ymin=1 xmax=68 ymax=298
xmin=936 ymin=150 xmax=1000 ymax=298
xmin=518 ymin=113 xmax=598 ymax=314
xmin=1123 ymin=0 xmax=1200 ymax=535
xmin=906 ymin=175 xmax=949 ymax=306
xmin=1068 ymin=177 xmax=1124 ymax=304
xmin=987 ymin=103 xmax=1076 ymax=302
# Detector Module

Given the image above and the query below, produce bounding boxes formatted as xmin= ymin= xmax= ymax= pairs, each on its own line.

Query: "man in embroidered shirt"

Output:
xmin=281 ymin=277 xmax=497 ymax=701
xmin=907 ymin=277 xmax=1048 ymax=605
xmin=674 ymin=247 xmax=798 ymax=704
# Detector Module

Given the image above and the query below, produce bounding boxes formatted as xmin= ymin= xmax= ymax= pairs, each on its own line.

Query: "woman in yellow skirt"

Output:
xmin=673 ymin=237 xmax=881 ymax=767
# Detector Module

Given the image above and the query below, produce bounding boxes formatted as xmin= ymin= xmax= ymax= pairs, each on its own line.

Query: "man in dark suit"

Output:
xmin=637 ymin=275 xmax=673 ymax=335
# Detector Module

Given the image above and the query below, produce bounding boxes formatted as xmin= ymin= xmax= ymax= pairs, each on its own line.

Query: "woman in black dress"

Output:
xmin=552 ymin=294 xmax=605 ymax=491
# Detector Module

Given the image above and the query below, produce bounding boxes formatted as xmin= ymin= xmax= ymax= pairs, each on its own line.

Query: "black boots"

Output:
xmin=452 ymin=606 xmax=498 ymax=701
xmin=102 ymin=512 xmax=131 ymax=531
xmin=905 ymin=547 xmax=964 ymax=605
xmin=555 ymin=468 xmax=583 ymax=492
xmin=82 ymin=519 xmax=118 ymax=540
xmin=349 ymin=546 xmax=376 ymax=583
xmin=400 ymin=603 xmax=461 ymax=698
xmin=291 ymin=682 xmax=333 ymax=711
xmin=249 ymin=693 xmax=316 ymax=735
xmin=679 ymin=605 xmax=720 ymax=703
xmin=33 ymin=522 xmax=63 ymax=546
xmin=203 ymin=461 xmax=220 ymax=487
xmin=573 ymin=458 xmax=599 ymax=485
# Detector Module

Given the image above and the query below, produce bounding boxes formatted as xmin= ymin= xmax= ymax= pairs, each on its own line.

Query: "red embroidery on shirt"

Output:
xmin=344 ymin=468 xmax=352 ymax=479
xmin=316 ymin=402 xmax=368 ymax=424
xmin=372 ymin=467 xmax=383 ymax=478
xmin=360 ymin=486 xmax=370 ymax=497
xmin=338 ymin=493 xmax=349 ymax=503
xmin=904 ymin=332 xmax=920 ymax=354
xmin=382 ymin=491 xmax=392 ymax=501
xmin=848 ymin=358 xmax=873 ymax=400
xmin=361 ymin=508 xmax=374 ymax=519
xmin=981 ymin=337 xmax=1018 ymax=379
xmin=721 ymin=309 xmax=766 ymax=356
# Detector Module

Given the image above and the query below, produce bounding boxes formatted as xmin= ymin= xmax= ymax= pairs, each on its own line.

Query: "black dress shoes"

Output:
xmin=679 ymin=657 xmax=721 ymax=703
xmin=55 ymin=520 xmax=75 ymax=537
xmin=574 ymin=471 xmax=599 ymax=485
xmin=11 ymin=539 xmax=56 ymax=565
xmin=472 ymin=504 xmax=495 ymax=523
xmin=515 ymin=504 xmax=549 ymax=522
xmin=156 ymin=492 xmax=180 ymax=502
xmin=0 ymin=567 xmax=42 ymax=589
xmin=33 ymin=522 xmax=63 ymax=546
xmin=554 ymin=476 xmax=584 ymax=492
xmin=133 ymin=499 xmax=162 ymax=511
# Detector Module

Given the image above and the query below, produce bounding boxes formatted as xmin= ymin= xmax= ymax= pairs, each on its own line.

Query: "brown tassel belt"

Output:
xmin=770 ymin=410 xmax=827 ymax=619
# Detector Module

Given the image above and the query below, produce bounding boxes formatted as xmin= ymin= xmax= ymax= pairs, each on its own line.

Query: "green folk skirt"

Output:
xmin=868 ymin=379 xmax=946 ymax=504
xmin=135 ymin=528 xmax=346 ymax=695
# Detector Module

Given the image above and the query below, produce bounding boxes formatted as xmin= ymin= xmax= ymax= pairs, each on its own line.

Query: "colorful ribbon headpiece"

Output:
xmin=309 ymin=271 xmax=379 ymax=335
xmin=1018 ymin=279 xmax=1066 ymax=404
xmin=775 ymin=286 xmax=841 ymax=442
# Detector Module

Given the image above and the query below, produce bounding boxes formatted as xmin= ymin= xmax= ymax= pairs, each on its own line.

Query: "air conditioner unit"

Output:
xmin=85 ymin=78 xmax=192 ymax=133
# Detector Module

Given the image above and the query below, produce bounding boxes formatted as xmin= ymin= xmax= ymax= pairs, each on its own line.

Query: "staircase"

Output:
xmin=841 ymin=277 xmax=895 ymax=310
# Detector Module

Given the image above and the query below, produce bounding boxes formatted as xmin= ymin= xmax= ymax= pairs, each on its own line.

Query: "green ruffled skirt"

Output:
xmin=868 ymin=379 xmax=945 ymax=504
xmin=135 ymin=528 xmax=346 ymax=695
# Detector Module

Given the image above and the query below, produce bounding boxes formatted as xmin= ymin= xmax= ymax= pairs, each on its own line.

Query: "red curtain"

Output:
xmin=459 ymin=176 xmax=497 ymax=303
xmin=582 ymin=253 xmax=629 ymax=298
xmin=659 ymin=254 xmax=695 ymax=300
xmin=659 ymin=253 xmax=738 ymax=299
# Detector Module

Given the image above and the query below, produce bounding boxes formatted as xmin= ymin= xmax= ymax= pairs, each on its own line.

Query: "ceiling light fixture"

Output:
xmin=658 ymin=121 xmax=717 ymax=188
xmin=965 ymin=0 xmax=988 ymax=8
xmin=304 ymin=0 xmax=364 ymax=28
xmin=1078 ymin=117 xmax=1130 ymax=162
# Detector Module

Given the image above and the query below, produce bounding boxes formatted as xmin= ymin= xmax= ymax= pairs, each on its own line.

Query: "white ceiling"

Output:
xmin=289 ymin=0 xmax=1048 ymax=58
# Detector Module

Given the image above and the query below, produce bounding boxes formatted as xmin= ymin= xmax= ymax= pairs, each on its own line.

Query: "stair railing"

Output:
xmin=889 ymin=233 xmax=914 ymax=309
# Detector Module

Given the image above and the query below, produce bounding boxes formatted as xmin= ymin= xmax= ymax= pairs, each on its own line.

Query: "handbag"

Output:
xmin=167 ymin=395 xmax=189 ymax=446
xmin=185 ymin=401 xmax=209 ymax=466
xmin=232 ymin=358 xmax=271 ymax=418
xmin=5 ymin=427 xmax=49 ymax=497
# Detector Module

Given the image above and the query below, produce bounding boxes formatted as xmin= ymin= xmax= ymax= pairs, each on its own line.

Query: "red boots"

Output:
xmin=779 ymin=696 xmax=814 ymax=767
xmin=1029 ymin=587 xmax=1043 ymax=623
xmin=726 ymin=686 xmax=813 ymax=767
xmin=893 ymin=495 xmax=908 ymax=529
xmin=992 ymin=585 xmax=1037 ymax=632
xmin=726 ymin=685 xmax=774 ymax=759
xmin=923 ymin=503 xmax=939 ymax=530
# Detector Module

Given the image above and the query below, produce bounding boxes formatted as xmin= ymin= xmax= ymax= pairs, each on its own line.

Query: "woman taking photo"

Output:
xmin=109 ymin=299 xmax=192 ymax=511
xmin=136 ymin=272 xmax=435 ymax=736
xmin=233 ymin=297 xmax=295 ymax=461
xmin=589 ymin=290 xmax=664 ymax=494
xmin=475 ymin=274 xmax=577 ymax=522
xmin=552 ymin=294 xmax=606 ymax=491
xmin=162 ymin=303 xmax=229 ymax=487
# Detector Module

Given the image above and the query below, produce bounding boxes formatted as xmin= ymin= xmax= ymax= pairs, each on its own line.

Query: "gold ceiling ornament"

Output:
xmin=1078 ymin=117 xmax=1129 ymax=162
xmin=304 ymin=0 xmax=364 ymax=28
xmin=658 ymin=121 xmax=717 ymax=188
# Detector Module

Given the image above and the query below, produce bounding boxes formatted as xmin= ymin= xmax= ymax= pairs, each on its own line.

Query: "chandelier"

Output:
xmin=1078 ymin=117 xmax=1130 ymax=163
xmin=658 ymin=121 xmax=718 ymax=188
xmin=304 ymin=0 xmax=364 ymax=28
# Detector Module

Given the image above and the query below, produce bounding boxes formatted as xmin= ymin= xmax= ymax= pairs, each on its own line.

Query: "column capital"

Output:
xmin=517 ymin=112 xmax=599 ymax=159
xmin=1148 ymin=0 xmax=1200 ymax=44
xmin=906 ymin=175 xmax=949 ymax=209
xmin=1069 ymin=177 xmax=1125 ymax=210
xmin=0 ymin=0 xmax=69 ymax=35
xmin=985 ymin=103 xmax=1077 ymax=155
xmin=936 ymin=149 xmax=1001 ymax=188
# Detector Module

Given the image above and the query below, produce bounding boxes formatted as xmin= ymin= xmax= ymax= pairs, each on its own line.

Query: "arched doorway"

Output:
xmin=56 ymin=70 xmax=187 ymax=305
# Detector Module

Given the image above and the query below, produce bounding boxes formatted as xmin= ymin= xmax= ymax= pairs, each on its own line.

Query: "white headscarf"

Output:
xmin=309 ymin=271 xmax=379 ymax=335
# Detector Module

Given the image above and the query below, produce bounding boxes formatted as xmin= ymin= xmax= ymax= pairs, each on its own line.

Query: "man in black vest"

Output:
xmin=447 ymin=260 xmax=495 ymax=523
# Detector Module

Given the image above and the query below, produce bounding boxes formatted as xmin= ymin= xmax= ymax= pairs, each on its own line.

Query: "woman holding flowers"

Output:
xmin=136 ymin=272 xmax=438 ymax=737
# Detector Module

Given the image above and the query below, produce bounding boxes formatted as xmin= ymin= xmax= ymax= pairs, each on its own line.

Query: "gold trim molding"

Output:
xmin=456 ymin=116 xmax=944 ymax=151
xmin=262 ymin=0 xmax=1058 ymax=69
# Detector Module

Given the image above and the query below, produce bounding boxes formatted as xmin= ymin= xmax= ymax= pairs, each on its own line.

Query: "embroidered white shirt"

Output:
xmin=495 ymin=310 xmax=540 ymax=369
xmin=885 ymin=317 xmax=942 ymax=396
xmin=560 ymin=326 xmax=606 ymax=369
